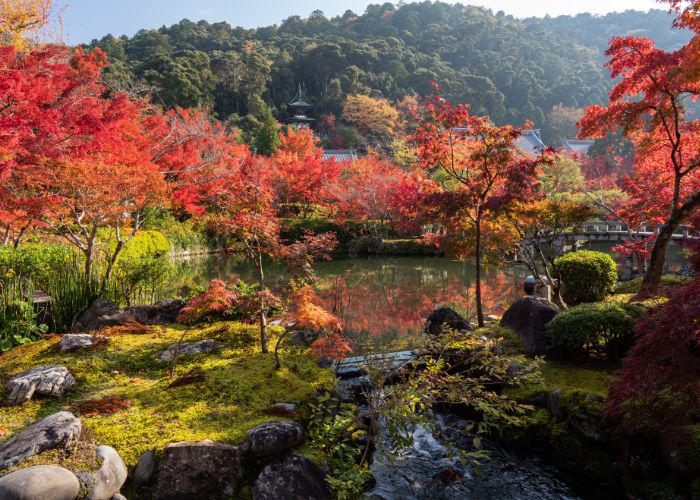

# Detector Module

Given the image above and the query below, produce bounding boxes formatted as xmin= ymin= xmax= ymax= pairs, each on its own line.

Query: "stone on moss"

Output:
xmin=156 ymin=339 xmax=225 ymax=363
xmin=501 ymin=296 xmax=559 ymax=355
xmin=60 ymin=334 xmax=107 ymax=353
xmin=84 ymin=445 xmax=127 ymax=500
xmin=0 ymin=465 xmax=80 ymax=500
xmin=6 ymin=366 xmax=75 ymax=405
xmin=0 ymin=411 xmax=82 ymax=471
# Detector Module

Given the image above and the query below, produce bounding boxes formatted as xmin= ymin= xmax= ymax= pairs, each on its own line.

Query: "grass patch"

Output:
xmin=0 ymin=322 xmax=334 ymax=469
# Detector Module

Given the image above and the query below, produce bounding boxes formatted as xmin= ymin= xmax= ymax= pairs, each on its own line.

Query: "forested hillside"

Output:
xmin=87 ymin=2 xmax=691 ymax=145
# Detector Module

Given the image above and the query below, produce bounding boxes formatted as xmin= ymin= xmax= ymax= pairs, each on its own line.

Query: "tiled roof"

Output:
xmin=561 ymin=139 xmax=594 ymax=155
xmin=517 ymin=129 xmax=546 ymax=155
xmin=322 ymin=149 xmax=358 ymax=162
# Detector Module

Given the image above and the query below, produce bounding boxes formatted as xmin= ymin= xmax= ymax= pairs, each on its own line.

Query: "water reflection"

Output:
xmin=167 ymin=255 xmax=526 ymax=349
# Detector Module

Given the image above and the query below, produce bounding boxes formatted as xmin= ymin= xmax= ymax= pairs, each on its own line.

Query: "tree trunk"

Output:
xmin=101 ymin=240 xmax=124 ymax=295
xmin=474 ymin=220 xmax=484 ymax=328
xmin=640 ymin=190 xmax=700 ymax=296
xmin=274 ymin=331 xmax=289 ymax=370
xmin=257 ymin=250 xmax=269 ymax=353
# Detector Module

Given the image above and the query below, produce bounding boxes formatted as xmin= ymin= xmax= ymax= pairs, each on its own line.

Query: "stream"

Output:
xmin=367 ymin=415 xmax=578 ymax=500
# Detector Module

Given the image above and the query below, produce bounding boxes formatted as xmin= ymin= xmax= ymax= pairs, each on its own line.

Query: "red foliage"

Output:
xmin=606 ymin=249 xmax=700 ymax=437
xmin=177 ymin=279 xmax=243 ymax=325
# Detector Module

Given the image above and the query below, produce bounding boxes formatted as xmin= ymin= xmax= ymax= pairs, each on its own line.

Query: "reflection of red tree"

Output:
xmin=318 ymin=264 xmax=521 ymax=342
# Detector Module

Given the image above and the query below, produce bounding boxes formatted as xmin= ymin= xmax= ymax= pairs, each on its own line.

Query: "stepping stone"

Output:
xmin=59 ymin=334 xmax=107 ymax=352
xmin=0 ymin=465 xmax=80 ymax=500
xmin=0 ymin=411 xmax=82 ymax=471
xmin=6 ymin=366 xmax=75 ymax=405
xmin=253 ymin=452 xmax=331 ymax=500
xmin=157 ymin=339 xmax=225 ymax=363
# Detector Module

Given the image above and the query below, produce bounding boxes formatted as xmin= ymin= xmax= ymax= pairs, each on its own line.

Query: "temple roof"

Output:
xmin=561 ymin=139 xmax=594 ymax=155
xmin=288 ymin=83 xmax=313 ymax=109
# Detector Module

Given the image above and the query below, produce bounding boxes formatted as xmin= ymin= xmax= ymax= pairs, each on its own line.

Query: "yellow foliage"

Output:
xmin=0 ymin=0 xmax=54 ymax=49
xmin=342 ymin=94 xmax=400 ymax=139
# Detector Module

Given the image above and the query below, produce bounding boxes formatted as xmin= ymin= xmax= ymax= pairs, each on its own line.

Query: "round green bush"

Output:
xmin=546 ymin=301 xmax=645 ymax=360
xmin=554 ymin=250 xmax=617 ymax=305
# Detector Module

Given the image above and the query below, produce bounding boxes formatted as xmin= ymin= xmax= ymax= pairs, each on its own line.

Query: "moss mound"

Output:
xmin=613 ymin=274 xmax=691 ymax=295
xmin=0 ymin=322 xmax=334 ymax=470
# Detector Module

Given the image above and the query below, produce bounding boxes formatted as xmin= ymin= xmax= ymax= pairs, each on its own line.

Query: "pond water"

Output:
xmin=166 ymin=241 xmax=687 ymax=349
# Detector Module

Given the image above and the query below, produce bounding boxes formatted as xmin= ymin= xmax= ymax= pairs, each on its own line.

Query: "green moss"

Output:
xmin=0 ymin=322 xmax=334 ymax=469
xmin=474 ymin=325 xmax=525 ymax=355
xmin=680 ymin=425 xmax=700 ymax=476
xmin=613 ymin=275 xmax=691 ymax=295
xmin=540 ymin=361 xmax=615 ymax=397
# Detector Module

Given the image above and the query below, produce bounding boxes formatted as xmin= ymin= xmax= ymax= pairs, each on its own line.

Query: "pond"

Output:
xmin=165 ymin=241 xmax=687 ymax=350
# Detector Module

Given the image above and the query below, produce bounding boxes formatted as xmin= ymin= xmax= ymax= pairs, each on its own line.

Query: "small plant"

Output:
xmin=546 ymin=301 xmax=646 ymax=360
xmin=0 ymin=278 xmax=47 ymax=351
xmin=555 ymin=250 xmax=618 ymax=305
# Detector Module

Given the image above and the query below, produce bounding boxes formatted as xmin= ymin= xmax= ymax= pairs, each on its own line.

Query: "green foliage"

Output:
xmin=474 ymin=325 xmax=525 ymax=355
xmin=111 ymin=231 xmax=175 ymax=306
xmin=86 ymin=5 xmax=689 ymax=145
xmin=254 ymin=107 xmax=280 ymax=157
xmin=307 ymin=398 xmax=372 ymax=500
xmin=555 ymin=250 xmax=618 ymax=304
xmin=546 ymin=301 xmax=645 ymax=360
xmin=0 ymin=243 xmax=72 ymax=287
xmin=0 ymin=279 xmax=47 ymax=352
xmin=613 ymin=274 xmax=691 ymax=295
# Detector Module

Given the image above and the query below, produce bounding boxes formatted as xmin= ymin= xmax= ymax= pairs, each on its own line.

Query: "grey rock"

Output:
xmin=155 ymin=440 xmax=241 ymax=499
xmin=245 ymin=420 xmax=304 ymax=457
xmin=60 ymin=334 xmax=107 ymax=352
xmin=157 ymin=339 xmax=225 ymax=363
xmin=0 ymin=411 xmax=82 ymax=470
xmin=75 ymin=298 xmax=185 ymax=332
xmin=110 ymin=496 xmax=127 ymax=500
xmin=500 ymin=296 xmax=560 ymax=355
xmin=85 ymin=445 xmax=127 ymax=500
xmin=126 ymin=299 xmax=185 ymax=325
xmin=289 ymin=329 xmax=318 ymax=346
xmin=547 ymin=389 xmax=565 ymax=419
xmin=6 ymin=366 xmax=75 ymax=405
xmin=424 ymin=307 xmax=472 ymax=336
xmin=253 ymin=452 xmax=331 ymax=500
xmin=74 ymin=299 xmax=135 ymax=332
xmin=0 ymin=465 xmax=80 ymax=500
xmin=132 ymin=450 xmax=155 ymax=488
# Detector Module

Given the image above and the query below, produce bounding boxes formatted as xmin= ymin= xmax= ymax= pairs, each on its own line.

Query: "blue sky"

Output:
xmin=61 ymin=0 xmax=662 ymax=44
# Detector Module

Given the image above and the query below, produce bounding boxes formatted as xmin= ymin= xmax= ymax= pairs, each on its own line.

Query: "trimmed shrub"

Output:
xmin=555 ymin=250 xmax=617 ymax=305
xmin=546 ymin=301 xmax=645 ymax=360
xmin=613 ymin=274 xmax=691 ymax=295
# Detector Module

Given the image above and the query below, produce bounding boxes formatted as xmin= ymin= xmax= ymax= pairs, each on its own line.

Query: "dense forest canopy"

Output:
xmin=88 ymin=2 xmax=691 ymax=145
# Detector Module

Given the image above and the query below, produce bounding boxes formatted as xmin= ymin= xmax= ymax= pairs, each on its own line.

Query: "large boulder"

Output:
xmin=156 ymin=339 xmax=225 ymax=363
xmin=84 ymin=445 xmax=128 ymax=500
xmin=74 ymin=299 xmax=135 ymax=332
xmin=253 ymin=452 xmax=331 ymax=500
xmin=0 ymin=465 xmax=80 ymax=500
xmin=500 ymin=296 xmax=560 ymax=355
xmin=59 ymin=334 xmax=107 ymax=353
xmin=424 ymin=307 xmax=471 ymax=336
xmin=154 ymin=440 xmax=241 ymax=499
xmin=126 ymin=299 xmax=185 ymax=325
xmin=0 ymin=412 xmax=82 ymax=470
xmin=75 ymin=298 xmax=185 ymax=332
xmin=6 ymin=366 xmax=75 ymax=405
xmin=245 ymin=420 xmax=304 ymax=458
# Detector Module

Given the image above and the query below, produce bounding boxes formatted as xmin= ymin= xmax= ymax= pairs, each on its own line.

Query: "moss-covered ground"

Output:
xmin=0 ymin=322 xmax=334 ymax=472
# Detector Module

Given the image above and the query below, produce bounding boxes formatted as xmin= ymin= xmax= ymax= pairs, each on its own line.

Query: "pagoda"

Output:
xmin=286 ymin=84 xmax=315 ymax=129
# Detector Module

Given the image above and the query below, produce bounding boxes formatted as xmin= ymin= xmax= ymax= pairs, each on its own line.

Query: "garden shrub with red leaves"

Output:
xmin=177 ymin=279 xmax=280 ymax=325
xmin=606 ymin=260 xmax=700 ymax=439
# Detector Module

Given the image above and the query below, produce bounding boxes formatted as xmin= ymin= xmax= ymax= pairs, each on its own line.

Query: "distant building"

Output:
xmin=286 ymin=84 xmax=315 ymax=129
xmin=322 ymin=149 xmax=358 ymax=163
xmin=561 ymin=139 xmax=594 ymax=156
xmin=517 ymin=129 xmax=546 ymax=155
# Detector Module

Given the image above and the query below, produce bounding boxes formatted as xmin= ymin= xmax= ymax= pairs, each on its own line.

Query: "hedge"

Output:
xmin=555 ymin=250 xmax=617 ymax=305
